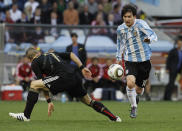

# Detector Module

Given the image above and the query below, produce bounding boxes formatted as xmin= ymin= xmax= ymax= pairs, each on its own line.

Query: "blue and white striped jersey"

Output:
xmin=116 ymin=19 xmax=157 ymax=62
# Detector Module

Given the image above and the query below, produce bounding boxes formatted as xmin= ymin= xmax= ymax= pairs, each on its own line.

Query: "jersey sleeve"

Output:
xmin=31 ymin=59 xmax=43 ymax=79
xmin=56 ymin=52 xmax=71 ymax=60
xmin=138 ymin=20 xmax=158 ymax=43
xmin=116 ymin=27 xmax=125 ymax=61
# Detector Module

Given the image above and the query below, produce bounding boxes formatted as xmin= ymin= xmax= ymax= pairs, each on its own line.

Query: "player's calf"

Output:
xmin=90 ymin=100 xmax=121 ymax=122
xmin=23 ymin=88 xmax=39 ymax=119
xmin=81 ymin=94 xmax=121 ymax=122
xmin=136 ymin=88 xmax=144 ymax=105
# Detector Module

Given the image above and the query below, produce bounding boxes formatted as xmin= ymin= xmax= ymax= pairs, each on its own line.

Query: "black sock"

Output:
xmin=90 ymin=100 xmax=117 ymax=121
xmin=24 ymin=91 xmax=39 ymax=119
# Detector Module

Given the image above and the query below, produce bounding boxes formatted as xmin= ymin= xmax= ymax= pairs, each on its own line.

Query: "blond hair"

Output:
xmin=26 ymin=47 xmax=39 ymax=60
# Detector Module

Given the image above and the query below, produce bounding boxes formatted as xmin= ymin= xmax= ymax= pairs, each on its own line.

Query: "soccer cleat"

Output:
xmin=9 ymin=113 xmax=30 ymax=122
xmin=115 ymin=116 xmax=122 ymax=122
xmin=110 ymin=116 xmax=122 ymax=122
xmin=130 ymin=107 xmax=137 ymax=118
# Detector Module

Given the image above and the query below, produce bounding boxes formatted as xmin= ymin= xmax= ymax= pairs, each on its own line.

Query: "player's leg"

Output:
xmin=80 ymin=94 xmax=121 ymax=122
xmin=125 ymin=61 xmax=138 ymax=118
xmin=145 ymin=80 xmax=151 ymax=101
xmin=135 ymin=60 xmax=151 ymax=102
xmin=135 ymin=84 xmax=144 ymax=104
xmin=126 ymin=75 xmax=137 ymax=108
xmin=24 ymin=79 xmax=46 ymax=118
xmin=125 ymin=62 xmax=138 ymax=106
xmin=70 ymin=71 xmax=120 ymax=122
xmin=9 ymin=79 xmax=46 ymax=121
xmin=129 ymin=61 xmax=151 ymax=118
xmin=126 ymin=75 xmax=138 ymax=118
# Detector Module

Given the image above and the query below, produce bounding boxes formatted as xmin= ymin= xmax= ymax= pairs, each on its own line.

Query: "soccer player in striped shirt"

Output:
xmin=116 ymin=4 xmax=157 ymax=118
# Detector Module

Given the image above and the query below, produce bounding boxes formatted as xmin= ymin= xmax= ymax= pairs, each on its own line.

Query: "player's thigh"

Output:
xmin=67 ymin=80 xmax=87 ymax=99
xmin=136 ymin=61 xmax=151 ymax=88
xmin=125 ymin=61 xmax=137 ymax=77
xmin=31 ymin=79 xmax=45 ymax=89
xmin=67 ymin=72 xmax=87 ymax=99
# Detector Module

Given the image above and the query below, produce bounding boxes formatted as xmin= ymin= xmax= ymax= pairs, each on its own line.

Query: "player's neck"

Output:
xmin=32 ymin=54 xmax=40 ymax=61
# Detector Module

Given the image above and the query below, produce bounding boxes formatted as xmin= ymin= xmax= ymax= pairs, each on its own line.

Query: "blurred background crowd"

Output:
xmin=1 ymin=0 xmax=147 ymax=44
xmin=0 ymin=0 xmax=146 ymax=25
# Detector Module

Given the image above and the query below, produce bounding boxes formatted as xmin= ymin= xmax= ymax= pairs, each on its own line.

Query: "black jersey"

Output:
xmin=31 ymin=52 xmax=76 ymax=80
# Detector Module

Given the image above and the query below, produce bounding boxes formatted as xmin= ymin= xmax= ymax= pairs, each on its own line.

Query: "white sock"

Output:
xmin=126 ymin=86 xmax=137 ymax=107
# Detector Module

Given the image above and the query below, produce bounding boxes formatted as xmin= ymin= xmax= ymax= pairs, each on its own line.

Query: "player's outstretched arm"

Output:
xmin=70 ymin=52 xmax=83 ymax=67
xmin=42 ymin=89 xmax=54 ymax=117
xmin=70 ymin=52 xmax=92 ymax=79
xmin=48 ymin=102 xmax=54 ymax=117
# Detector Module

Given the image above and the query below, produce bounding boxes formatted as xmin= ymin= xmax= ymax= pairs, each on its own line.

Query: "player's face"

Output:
xmin=123 ymin=12 xmax=136 ymax=27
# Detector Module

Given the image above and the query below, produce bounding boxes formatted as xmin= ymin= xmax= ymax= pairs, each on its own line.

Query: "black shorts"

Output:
xmin=125 ymin=60 xmax=151 ymax=88
xmin=42 ymin=71 xmax=87 ymax=97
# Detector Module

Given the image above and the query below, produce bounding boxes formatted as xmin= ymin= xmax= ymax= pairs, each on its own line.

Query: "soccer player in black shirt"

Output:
xmin=9 ymin=47 xmax=121 ymax=122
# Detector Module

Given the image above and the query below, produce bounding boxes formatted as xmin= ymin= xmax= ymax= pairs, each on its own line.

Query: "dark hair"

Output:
xmin=121 ymin=4 xmax=137 ymax=17
xmin=71 ymin=33 xmax=78 ymax=38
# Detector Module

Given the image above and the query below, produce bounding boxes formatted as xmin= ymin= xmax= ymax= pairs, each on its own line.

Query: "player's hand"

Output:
xmin=48 ymin=102 xmax=54 ymax=117
xmin=144 ymin=38 xmax=150 ymax=43
xmin=82 ymin=68 xmax=92 ymax=80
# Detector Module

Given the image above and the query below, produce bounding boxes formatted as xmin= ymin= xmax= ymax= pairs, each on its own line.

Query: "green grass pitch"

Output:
xmin=0 ymin=101 xmax=182 ymax=131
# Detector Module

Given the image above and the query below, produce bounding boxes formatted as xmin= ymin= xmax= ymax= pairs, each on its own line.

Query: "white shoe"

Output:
xmin=9 ymin=112 xmax=30 ymax=122
xmin=115 ymin=116 xmax=122 ymax=122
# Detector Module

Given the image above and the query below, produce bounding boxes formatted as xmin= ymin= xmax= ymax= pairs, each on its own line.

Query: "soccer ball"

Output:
xmin=107 ymin=64 xmax=124 ymax=80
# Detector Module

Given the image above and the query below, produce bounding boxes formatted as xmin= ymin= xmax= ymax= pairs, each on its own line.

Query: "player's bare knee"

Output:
xmin=127 ymin=81 xmax=135 ymax=89
xmin=127 ymin=76 xmax=135 ymax=89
